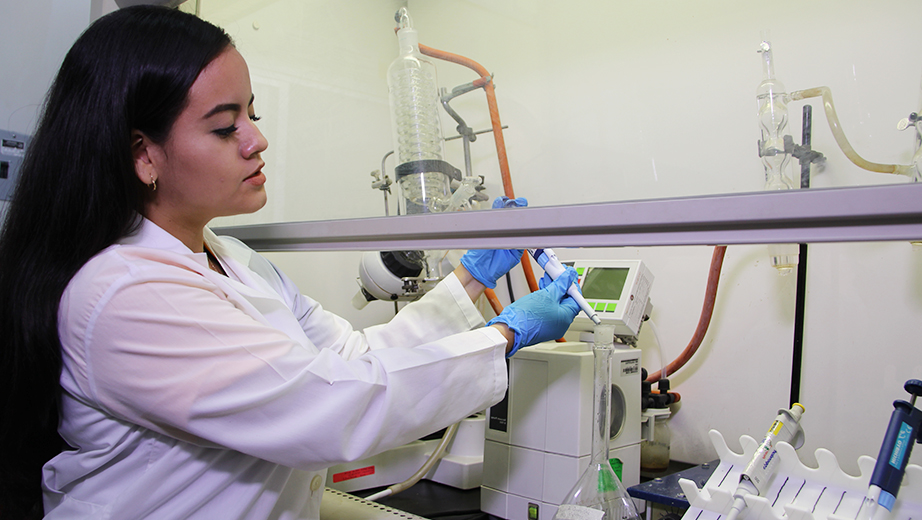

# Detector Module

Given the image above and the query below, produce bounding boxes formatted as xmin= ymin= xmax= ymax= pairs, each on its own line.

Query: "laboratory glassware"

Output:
xmin=640 ymin=407 xmax=671 ymax=472
xmin=387 ymin=7 xmax=454 ymax=215
xmin=552 ymin=325 xmax=642 ymax=520
xmin=756 ymin=40 xmax=799 ymax=274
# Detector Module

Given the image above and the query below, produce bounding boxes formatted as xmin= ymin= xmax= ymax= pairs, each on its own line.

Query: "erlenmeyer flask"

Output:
xmin=553 ymin=325 xmax=642 ymax=520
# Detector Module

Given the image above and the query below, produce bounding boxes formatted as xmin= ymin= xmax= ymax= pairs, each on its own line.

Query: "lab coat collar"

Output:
xmin=118 ymin=216 xmax=198 ymax=255
xmin=118 ymin=217 xmax=228 ymax=272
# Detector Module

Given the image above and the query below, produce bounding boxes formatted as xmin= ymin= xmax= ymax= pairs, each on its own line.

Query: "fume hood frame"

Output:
xmin=213 ymin=183 xmax=922 ymax=252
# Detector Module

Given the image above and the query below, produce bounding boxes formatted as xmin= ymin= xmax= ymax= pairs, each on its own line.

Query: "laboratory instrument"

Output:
xmin=755 ymin=39 xmax=919 ymax=183
xmin=552 ymin=325 xmax=642 ymax=520
xmin=857 ymin=379 xmax=922 ymax=520
xmin=388 ymin=7 xmax=458 ymax=216
xmin=727 ymin=404 xmax=805 ymax=520
xmin=481 ymin=339 xmax=642 ymax=520
xmin=529 ymin=249 xmax=601 ymax=326
xmin=482 ymin=260 xmax=653 ymax=520
xmin=565 ymin=259 xmax=654 ymax=342
xmin=756 ymin=39 xmax=799 ymax=274
xmin=0 ymin=129 xmax=29 ymax=202
xmin=356 ymin=8 xmax=504 ymax=309
xmin=352 ymin=250 xmax=446 ymax=308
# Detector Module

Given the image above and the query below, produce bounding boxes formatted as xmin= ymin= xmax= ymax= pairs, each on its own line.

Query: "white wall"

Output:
xmin=5 ymin=0 xmax=921 ymax=479
xmin=0 ymin=0 xmax=90 ymax=222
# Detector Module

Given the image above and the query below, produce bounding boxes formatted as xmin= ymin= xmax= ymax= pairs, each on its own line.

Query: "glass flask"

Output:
xmin=553 ymin=325 xmax=642 ymax=520
xmin=757 ymin=39 xmax=798 ymax=274
xmin=387 ymin=7 xmax=451 ymax=215
xmin=640 ymin=408 xmax=671 ymax=472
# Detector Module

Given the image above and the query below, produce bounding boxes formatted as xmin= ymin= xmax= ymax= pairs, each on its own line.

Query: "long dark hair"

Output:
xmin=0 ymin=6 xmax=231 ymax=518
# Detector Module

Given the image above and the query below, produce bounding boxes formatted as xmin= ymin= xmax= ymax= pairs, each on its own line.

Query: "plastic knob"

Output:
xmin=905 ymin=379 xmax=922 ymax=397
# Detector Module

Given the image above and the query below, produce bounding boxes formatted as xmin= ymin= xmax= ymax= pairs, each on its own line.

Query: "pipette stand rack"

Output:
xmin=678 ymin=430 xmax=922 ymax=520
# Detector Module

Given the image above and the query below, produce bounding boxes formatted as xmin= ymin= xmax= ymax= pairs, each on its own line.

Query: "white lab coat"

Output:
xmin=43 ymin=218 xmax=508 ymax=519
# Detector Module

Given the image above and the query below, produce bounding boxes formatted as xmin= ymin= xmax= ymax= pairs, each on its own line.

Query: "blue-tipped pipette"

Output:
xmin=528 ymin=248 xmax=601 ymax=326
xmin=857 ymin=379 xmax=922 ymax=520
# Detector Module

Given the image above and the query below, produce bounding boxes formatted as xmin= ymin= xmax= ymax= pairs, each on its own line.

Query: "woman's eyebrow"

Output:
xmin=202 ymin=94 xmax=255 ymax=119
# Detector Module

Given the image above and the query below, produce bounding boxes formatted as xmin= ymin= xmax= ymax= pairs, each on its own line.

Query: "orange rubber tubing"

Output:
xmin=418 ymin=43 xmax=515 ymax=199
xmin=418 ymin=43 xmax=541 ymax=300
xmin=646 ymin=245 xmax=727 ymax=383
xmin=484 ymin=288 xmax=504 ymax=316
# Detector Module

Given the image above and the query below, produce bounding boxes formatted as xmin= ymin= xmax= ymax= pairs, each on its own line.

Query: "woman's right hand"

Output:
xmin=487 ymin=266 xmax=580 ymax=357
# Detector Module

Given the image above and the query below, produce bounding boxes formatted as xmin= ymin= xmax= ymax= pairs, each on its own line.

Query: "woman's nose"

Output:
xmin=242 ymin=121 xmax=269 ymax=158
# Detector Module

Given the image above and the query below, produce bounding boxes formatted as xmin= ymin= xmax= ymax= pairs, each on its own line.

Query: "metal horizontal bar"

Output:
xmin=213 ymin=183 xmax=922 ymax=252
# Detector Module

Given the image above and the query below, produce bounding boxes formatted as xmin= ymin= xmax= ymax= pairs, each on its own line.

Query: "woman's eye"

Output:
xmin=213 ymin=125 xmax=238 ymax=138
xmin=250 ymin=114 xmax=262 ymax=122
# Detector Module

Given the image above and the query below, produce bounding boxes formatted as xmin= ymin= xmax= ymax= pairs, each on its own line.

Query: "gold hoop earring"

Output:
xmin=149 ymin=174 xmax=157 ymax=192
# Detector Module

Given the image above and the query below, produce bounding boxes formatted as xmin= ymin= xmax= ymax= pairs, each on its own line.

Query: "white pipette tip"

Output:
xmin=727 ymin=497 xmax=746 ymax=520
xmin=589 ymin=313 xmax=602 ymax=326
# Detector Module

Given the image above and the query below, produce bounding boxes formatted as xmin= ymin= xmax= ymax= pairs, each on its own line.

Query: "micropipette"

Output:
xmin=528 ymin=248 xmax=601 ymax=326
xmin=727 ymin=404 xmax=805 ymax=520
xmin=856 ymin=379 xmax=922 ymax=520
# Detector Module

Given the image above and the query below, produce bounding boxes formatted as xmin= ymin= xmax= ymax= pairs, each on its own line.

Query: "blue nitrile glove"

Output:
xmin=492 ymin=196 xmax=528 ymax=209
xmin=487 ymin=266 xmax=581 ymax=357
xmin=459 ymin=196 xmax=528 ymax=288
xmin=460 ymin=249 xmax=525 ymax=288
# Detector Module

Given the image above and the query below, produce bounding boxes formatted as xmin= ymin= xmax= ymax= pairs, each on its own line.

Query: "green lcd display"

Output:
xmin=581 ymin=267 xmax=630 ymax=301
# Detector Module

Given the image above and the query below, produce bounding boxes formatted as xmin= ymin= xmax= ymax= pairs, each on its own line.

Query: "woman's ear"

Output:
xmin=131 ymin=130 xmax=158 ymax=190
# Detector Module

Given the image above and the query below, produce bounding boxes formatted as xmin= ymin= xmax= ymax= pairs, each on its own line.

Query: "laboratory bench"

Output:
xmin=336 ymin=459 xmax=717 ymax=520
xmin=354 ymin=480 xmax=502 ymax=520
xmin=630 ymin=460 xmax=719 ymax=516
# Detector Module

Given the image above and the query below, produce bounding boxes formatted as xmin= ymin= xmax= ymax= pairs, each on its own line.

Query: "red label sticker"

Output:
xmin=332 ymin=466 xmax=375 ymax=483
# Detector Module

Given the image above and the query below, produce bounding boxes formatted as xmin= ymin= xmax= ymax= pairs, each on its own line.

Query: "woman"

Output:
xmin=0 ymin=6 xmax=579 ymax=519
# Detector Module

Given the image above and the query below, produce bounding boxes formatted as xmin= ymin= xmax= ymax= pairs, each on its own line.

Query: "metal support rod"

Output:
xmin=440 ymin=84 xmax=478 ymax=179
xmin=790 ymin=105 xmax=813 ymax=407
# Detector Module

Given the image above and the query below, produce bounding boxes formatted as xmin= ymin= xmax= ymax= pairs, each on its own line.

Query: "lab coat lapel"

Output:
xmin=205 ymin=233 xmax=317 ymax=354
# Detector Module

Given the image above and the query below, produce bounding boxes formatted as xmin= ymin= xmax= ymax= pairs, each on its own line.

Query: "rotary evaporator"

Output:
xmin=353 ymin=7 xmax=496 ymax=310
xmin=342 ymin=9 xmax=678 ymax=517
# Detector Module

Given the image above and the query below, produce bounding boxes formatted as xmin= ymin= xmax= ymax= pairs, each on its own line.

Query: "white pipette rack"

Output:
xmin=679 ymin=430 xmax=922 ymax=520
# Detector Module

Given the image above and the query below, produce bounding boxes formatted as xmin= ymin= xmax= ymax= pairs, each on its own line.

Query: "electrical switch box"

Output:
xmin=0 ymin=129 xmax=30 ymax=201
